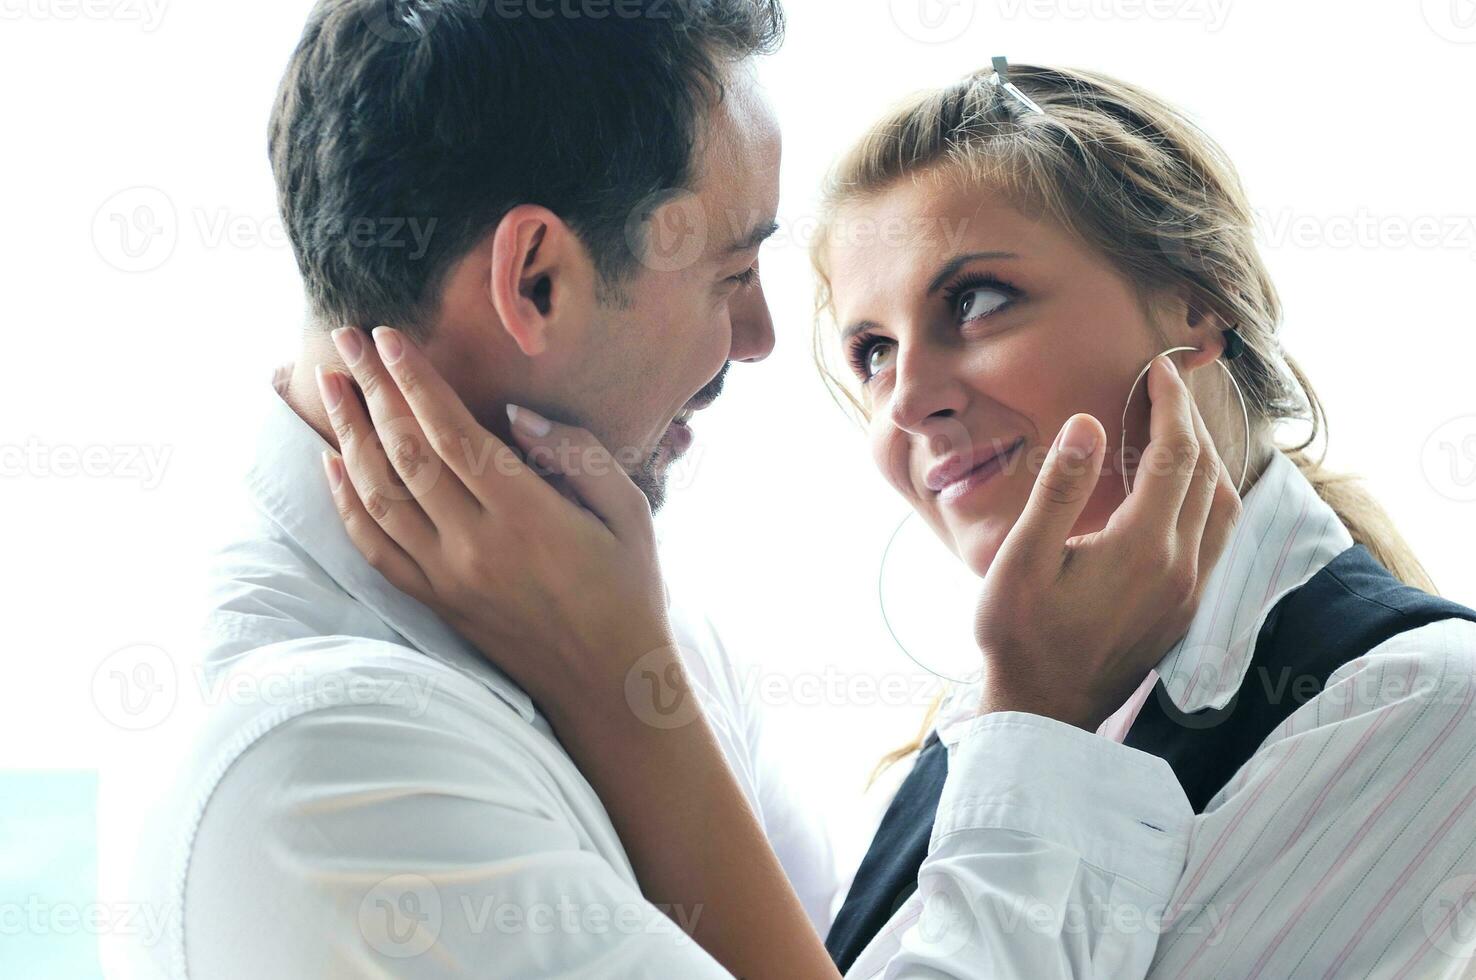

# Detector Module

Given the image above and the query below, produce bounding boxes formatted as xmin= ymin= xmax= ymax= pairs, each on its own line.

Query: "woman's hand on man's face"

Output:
xmin=315 ymin=325 xmax=680 ymax=733
xmin=973 ymin=355 xmax=1243 ymax=732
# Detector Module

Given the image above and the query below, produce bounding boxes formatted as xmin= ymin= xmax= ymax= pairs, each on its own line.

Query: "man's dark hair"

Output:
xmin=269 ymin=0 xmax=783 ymax=335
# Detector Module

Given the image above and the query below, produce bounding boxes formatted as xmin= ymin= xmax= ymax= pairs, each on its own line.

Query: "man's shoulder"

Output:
xmin=151 ymin=633 xmax=539 ymax=841
xmin=138 ymin=633 xmax=578 ymax=888
xmin=124 ymin=634 xmax=607 ymax=979
xmin=201 ymin=509 xmax=392 ymax=663
xmin=190 ymin=634 xmax=532 ymax=762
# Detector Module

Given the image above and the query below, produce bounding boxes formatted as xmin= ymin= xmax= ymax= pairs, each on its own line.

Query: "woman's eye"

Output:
xmin=957 ymin=287 xmax=1010 ymax=322
xmin=866 ymin=341 xmax=896 ymax=378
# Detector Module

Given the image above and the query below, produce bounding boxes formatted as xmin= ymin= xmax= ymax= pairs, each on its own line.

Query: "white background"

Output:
xmin=3 ymin=0 xmax=1475 ymax=879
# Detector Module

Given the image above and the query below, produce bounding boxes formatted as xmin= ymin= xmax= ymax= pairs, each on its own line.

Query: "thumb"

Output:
xmin=1000 ymin=414 xmax=1105 ymax=571
xmin=505 ymin=404 xmax=654 ymax=539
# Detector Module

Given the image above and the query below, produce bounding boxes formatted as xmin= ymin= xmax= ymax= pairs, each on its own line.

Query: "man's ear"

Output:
xmin=486 ymin=205 xmax=596 ymax=358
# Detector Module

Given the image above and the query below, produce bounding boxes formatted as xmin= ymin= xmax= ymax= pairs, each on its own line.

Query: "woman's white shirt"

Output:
xmin=848 ymin=451 xmax=1476 ymax=978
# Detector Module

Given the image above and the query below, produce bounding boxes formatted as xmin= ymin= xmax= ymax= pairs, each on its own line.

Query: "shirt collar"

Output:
xmin=938 ymin=450 xmax=1354 ymax=731
xmin=245 ymin=368 xmax=537 ymax=723
xmin=1153 ymin=449 xmax=1353 ymax=713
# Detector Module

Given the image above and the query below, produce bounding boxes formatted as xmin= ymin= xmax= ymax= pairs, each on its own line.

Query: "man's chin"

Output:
xmin=632 ymin=418 xmax=702 ymax=514
xmin=631 ymin=446 xmax=671 ymax=514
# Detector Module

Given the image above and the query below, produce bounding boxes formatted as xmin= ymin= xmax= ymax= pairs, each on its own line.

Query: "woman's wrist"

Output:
xmin=540 ymin=657 xmax=839 ymax=978
xmin=541 ymin=638 xmax=694 ymax=747
xmin=976 ymin=671 xmax=1104 ymax=732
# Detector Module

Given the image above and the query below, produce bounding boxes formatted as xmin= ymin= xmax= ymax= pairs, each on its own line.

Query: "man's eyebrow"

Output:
xmin=926 ymin=251 xmax=1019 ymax=294
xmin=728 ymin=220 xmax=780 ymax=254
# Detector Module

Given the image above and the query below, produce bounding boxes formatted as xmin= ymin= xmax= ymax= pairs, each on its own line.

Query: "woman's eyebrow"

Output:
xmin=926 ymin=251 xmax=1020 ymax=294
xmin=841 ymin=319 xmax=882 ymax=342
xmin=841 ymin=251 xmax=1021 ymax=340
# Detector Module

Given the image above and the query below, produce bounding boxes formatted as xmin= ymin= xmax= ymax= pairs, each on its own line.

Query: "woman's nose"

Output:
xmin=888 ymin=341 xmax=967 ymax=433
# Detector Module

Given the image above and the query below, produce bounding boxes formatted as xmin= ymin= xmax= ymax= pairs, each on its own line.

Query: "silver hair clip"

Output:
xmin=990 ymin=56 xmax=1044 ymax=115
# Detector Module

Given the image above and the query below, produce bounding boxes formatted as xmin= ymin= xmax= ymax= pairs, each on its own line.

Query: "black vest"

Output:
xmin=825 ymin=545 xmax=1476 ymax=972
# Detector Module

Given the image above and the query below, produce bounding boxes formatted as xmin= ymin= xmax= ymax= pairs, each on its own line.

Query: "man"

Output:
xmin=126 ymin=1 xmax=835 ymax=976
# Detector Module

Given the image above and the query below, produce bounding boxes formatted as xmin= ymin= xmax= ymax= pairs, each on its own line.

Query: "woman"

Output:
xmin=319 ymin=63 xmax=1476 ymax=977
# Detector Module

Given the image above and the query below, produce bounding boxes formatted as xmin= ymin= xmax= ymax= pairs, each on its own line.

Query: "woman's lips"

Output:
xmin=930 ymin=438 xmax=1025 ymax=504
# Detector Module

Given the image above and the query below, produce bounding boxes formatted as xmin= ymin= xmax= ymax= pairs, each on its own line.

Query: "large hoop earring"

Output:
xmin=878 ymin=510 xmax=979 ymax=684
xmin=1119 ymin=346 xmax=1251 ymax=498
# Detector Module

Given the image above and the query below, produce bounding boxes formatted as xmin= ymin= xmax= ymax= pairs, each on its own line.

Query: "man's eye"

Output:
xmin=957 ymin=287 xmax=1010 ymax=322
xmin=731 ymin=265 xmax=760 ymax=287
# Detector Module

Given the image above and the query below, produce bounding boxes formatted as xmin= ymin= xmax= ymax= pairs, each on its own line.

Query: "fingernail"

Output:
xmin=321 ymin=451 xmax=344 ymax=492
xmin=372 ymin=326 xmax=403 ymax=365
xmin=506 ymin=404 xmax=552 ymax=438
xmin=1160 ymin=356 xmax=1181 ymax=379
xmin=315 ymin=365 xmax=343 ymax=413
xmin=1058 ymin=415 xmax=1099 ymax=457
xmin=332 ymin=327 xmax=364 ymax=366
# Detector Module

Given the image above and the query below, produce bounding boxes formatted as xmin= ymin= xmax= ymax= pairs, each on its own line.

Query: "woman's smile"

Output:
xmin=927 ymin=436 xmax=1026 ymax=505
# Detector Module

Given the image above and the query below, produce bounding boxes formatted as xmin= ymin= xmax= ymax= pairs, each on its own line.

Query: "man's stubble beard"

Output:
xmin=562 ymin=292 xmax=733 ymax=516
xmin=631 ymin=448 xmax=669 ymax=515
xmin=632 ymin=360 xmax=730 ymax=514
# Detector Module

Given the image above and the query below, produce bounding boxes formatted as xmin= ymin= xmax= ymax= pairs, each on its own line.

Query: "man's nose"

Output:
xmin=728 ymin=275 xmax=775 ymax=364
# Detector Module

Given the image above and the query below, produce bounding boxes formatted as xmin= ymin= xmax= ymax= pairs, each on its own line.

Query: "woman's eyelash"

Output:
xmin=845 ymin=272 xmax=1020 ymax=383
xmin=732 ymin=266 xmax=760 ymax=287
xmin=846 ymin=334 xmax=884 ymax=381
xmin=941 ymin=272 xmax=1020 ymax=317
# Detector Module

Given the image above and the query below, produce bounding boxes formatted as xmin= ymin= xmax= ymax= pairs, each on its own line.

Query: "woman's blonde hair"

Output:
xmin=808 ymin=65 xmax=1436 ymax=776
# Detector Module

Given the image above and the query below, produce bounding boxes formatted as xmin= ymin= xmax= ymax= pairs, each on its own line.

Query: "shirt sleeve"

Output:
xmin=858 ymin=711 xmax=1196 ymax=979
xmin=1146 ymin=618 xmax=1476 ymax=978
xmin=180 ymin=697 xmax=733 ymax=979
xmin=703 ymin=610 xmax=841 ymax=935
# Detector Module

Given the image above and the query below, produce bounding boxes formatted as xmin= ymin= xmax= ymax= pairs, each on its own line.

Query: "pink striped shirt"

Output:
xmin=939 ymin=451 xmax=1476 ymax=977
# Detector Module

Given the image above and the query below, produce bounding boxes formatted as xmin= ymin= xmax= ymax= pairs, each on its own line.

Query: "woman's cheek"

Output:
xmin=869 ymin=422 xmax=914 ymax=502
xmin=958 ymin=523 xmax=1010 ymax=578
xmin=1073 ymin=468 xmax=1126 ymax=537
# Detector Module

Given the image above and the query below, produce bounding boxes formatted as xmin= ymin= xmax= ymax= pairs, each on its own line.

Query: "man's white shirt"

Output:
xmin=119 ymin=375 xmax=1204 ymax=978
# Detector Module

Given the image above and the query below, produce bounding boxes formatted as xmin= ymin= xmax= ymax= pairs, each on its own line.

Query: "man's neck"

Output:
xmin=278 ymin=353 xmax=340 ymax=452
xmin=277 ymin=333 xmax=522 ymax=461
